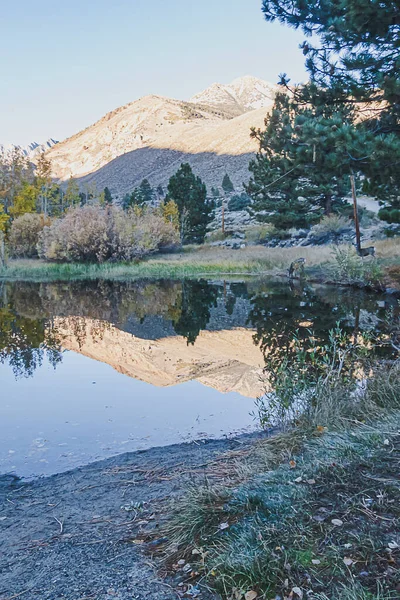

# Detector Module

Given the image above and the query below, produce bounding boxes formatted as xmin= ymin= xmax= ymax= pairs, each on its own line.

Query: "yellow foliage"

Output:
xmin=10 ymin=182 xmax=38 ymax=217
xmin=161 ymin=200 xmax=179 ymax=230
xmin=0 ymin=205 xmax=9 ymax=232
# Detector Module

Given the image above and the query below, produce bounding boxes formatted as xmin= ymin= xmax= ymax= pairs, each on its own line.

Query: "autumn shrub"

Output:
xmin=312 ymin=214 xmax=351 ymax=236
xmin=38 ymin=205 xmax=179 ymax=263
xmin=8 ymin=213 xmax=51 ymax=258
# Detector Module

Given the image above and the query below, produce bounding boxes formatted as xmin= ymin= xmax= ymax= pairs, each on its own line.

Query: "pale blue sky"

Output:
xmin=0 ymin=0 xmax=306 ymax=146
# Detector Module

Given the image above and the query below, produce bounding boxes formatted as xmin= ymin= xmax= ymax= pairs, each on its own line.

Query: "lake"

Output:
xmin=0 ymin=278 xmax=396 ymax=477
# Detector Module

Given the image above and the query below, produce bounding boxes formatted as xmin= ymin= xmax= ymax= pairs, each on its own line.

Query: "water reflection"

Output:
xmin=0 ymin=279 xmax=398 ymax=382
xmin=1 ymin=278 xmax=398 ymax=477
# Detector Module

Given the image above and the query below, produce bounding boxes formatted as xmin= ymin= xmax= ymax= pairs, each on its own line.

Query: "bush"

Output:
xmin=245 ymin=224 xmax=279 ymax=243
xmin=8 ymin=213 xmax=51 ymax=258
xmin=379 ymin=207 xmax=400 ymax=224
xmin=227 ymin=192 xmax=251 ymax=212
xmin=331 ymin=245 xmax=382 ymax=286
xmin=38 ymin=205 xmax=179 ymax=263
xmin=312 ymin=214 xmax=351 ymax=236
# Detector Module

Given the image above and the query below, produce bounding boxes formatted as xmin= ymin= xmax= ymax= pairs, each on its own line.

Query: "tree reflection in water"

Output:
xmin=0 ymin=278 xmax=396 ymax=378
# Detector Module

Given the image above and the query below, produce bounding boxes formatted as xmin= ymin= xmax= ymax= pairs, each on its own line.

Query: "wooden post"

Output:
xmin=350 ymin=174 xmax=361 ymax=254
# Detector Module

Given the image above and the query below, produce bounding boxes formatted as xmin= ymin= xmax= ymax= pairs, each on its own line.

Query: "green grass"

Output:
xmin=1 ymin=239 xmax=399 ymax=284
xmin=162 ymin=365 xmax=400 ymax=600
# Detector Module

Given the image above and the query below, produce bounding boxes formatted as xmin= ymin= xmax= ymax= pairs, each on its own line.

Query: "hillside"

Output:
xmin=44 ymin=76 xmax=276 ymax=198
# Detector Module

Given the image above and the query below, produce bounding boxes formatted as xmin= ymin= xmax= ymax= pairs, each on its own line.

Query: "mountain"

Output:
xmin=44 ymin=76 xmax=276 ymax=199
xmin=24 ymin=138 xmax=59 ymax=158
xmin=190 ymin=75 xmax=277 ymax=112
xmin=0 ymin=138 xmax=58 ymax=159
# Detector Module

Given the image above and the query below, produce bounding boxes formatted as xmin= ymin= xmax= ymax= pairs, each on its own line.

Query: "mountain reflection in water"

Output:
xmin=1 ymin=278 xmax=398 ymax=477
xmin=0 ymin=278 xmax=397 ymax=390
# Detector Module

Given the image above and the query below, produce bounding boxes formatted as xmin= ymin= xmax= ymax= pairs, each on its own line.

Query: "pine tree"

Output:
xmin=166 ymin=163 xmax=214 ymax=244
xmin=139 ymin=179 xmax=154 ymax=203
xmin=261 ymin=0 xmax=400 ymax=216
xmin=261 ymin=0 xmax=400 ymax=130
xmin=124 ymin=179 xmax=154 ymax=209
xmin=104 ymin=187 xmax=113 ymax=205
xmin=247 ymin=90 xmax=375 ymax=228
xmin=222 ymin=174 xmax=234 ymax=194
xmin=156 ymin=184 xmax=164 ymax=198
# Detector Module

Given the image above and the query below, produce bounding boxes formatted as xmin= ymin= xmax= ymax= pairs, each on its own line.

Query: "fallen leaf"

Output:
xmin=343 ymin=557 xmax=353 ymax=566
xmin=384 ymin=439 xmax=390 ymax=446
xmin=331 ymin=519 xmax=343 ymax=526
xmin=388 ymin=541 xmax=399 ymax=550
xmin=289 ymin=460 xmax=296 ymax=469
xmin=316 ymin=425 xmax=326 ymax=433
xmin=0 ymin=516 xmax=7 ymax=521
xmin=294 ymin=477 xmax=303 ymax=484
xmin=245 ymin=591 xmax=257 ymax=600
xmin=344 ymin=543 xmax=352 ymax=549
xmin=311 ymin=559 xmax=321 ymax=565
xmin=312 ymin=514 xmax=326 ymax=523
xmin=131 ymin=539 xmax=144 ymax=545
xmin=177 ymin=559 xmax=186 ymax=566
xmin=292 ymin=586 xmax=303 ymax=598
xmin=219 ymin=522 xmax=229 ymax=530
xmin=192 ymin=548 xmax=201 ymax=555
xmin=307 ymin=479 xmax=316 ymax=485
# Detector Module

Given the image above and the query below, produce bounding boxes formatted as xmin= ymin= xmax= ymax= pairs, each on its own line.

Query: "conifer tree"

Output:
xmin=104 ymin=187 xmax=113 ymax=205
xmin=139 ymin=179 xmax=154 ymax=204
xmin=247 ymin=90 xmax=378 ymax=228
xmin=166 ymin=163 xmax=214 ymax=244
xmin=222 ymin=174 xmax=234 ymax=193
xmin=261 ymin=0 xmax=400 ymax=130
xmin=260 ymin=0 xmax=400 ymax=216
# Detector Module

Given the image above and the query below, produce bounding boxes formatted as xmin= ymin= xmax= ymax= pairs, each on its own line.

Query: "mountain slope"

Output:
xmin=45 ymin=76 xmax=275 ymax=198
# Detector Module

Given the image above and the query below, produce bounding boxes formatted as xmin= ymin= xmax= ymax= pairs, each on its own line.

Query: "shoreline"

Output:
xmin=0 ymin=432 xmax=264 ymax=600
xmin=0 ymin=240 xmax=399 ymax=294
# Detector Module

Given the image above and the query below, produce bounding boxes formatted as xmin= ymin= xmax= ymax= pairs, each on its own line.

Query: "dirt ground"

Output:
xmin=0 ymin=435 xmax=263 ymax=600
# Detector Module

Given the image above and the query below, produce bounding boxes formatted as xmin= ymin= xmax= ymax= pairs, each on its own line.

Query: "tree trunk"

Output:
xmin=350 ymin=174 xmax=361 ymax=254
xmin=324 ymin=194 xmax=332 ymax=216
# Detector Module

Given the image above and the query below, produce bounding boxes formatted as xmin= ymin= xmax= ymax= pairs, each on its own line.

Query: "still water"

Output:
xmin=0 ymin=278 xmax=396 ymax=477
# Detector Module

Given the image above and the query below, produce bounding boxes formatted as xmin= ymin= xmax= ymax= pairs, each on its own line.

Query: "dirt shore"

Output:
xmin=0 ymin=434 xmax=262 ymax=600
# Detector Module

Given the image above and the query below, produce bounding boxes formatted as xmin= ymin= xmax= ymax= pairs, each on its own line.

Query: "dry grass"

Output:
xmin=0 ymin=238 xmax=399 ymax=282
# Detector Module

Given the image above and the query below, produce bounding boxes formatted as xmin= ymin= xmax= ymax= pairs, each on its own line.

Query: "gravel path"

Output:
xmin=0 ymin=436 xmax=254 ymax=600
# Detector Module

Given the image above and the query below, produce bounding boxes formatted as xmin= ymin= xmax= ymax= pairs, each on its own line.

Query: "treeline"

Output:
xmin=0 ymin=150 xmax=234 ymax=261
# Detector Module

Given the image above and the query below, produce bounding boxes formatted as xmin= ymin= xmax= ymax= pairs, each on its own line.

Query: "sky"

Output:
xmin=0 ymin=0 xmax=307 ymax=146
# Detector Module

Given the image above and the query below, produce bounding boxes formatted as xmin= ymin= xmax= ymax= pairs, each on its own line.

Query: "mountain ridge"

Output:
xmin=5 ymin=76 xmax=276 ymax=198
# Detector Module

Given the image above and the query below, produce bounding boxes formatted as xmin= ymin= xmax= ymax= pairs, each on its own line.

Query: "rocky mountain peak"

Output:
xmin=190 ymin=75 xmax=277 ymax=112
